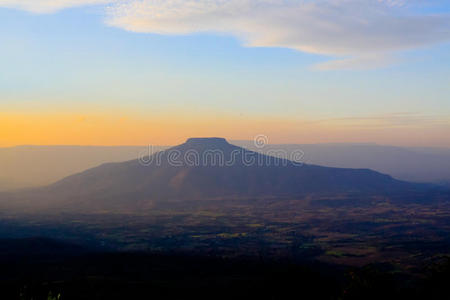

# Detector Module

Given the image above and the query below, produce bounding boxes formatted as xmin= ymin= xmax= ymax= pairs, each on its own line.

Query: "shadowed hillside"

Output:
xmin=0 ymin=138 xmax=428 ymax=213
xmin=2 ymin=143 xmax=450 ymax=192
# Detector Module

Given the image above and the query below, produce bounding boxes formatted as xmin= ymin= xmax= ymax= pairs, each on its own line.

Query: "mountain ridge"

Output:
xmin=2 ymin=142 xmax=450 ymax=191
xmin=0 ymin=138 xmax=429 ymax=213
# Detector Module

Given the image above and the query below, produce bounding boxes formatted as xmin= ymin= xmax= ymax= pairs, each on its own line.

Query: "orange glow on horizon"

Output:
xmin=1 ymin=111 xmax=450 ymax=148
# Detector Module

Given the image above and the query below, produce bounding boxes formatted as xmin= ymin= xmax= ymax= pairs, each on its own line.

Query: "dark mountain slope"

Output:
xmin=0 ymin=138 xmax=424 ymax=212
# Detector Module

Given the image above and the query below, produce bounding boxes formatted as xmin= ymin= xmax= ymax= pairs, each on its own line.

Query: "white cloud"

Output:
xmin=0 ymin=0 xmax=113 ymax=13
xmin=105 ymin=0 xmax=450 ymax=70
xmin=1 ymin=0 xmax=449 ymax=70
xmin=314 ymin=54 xmax=397 ymax=71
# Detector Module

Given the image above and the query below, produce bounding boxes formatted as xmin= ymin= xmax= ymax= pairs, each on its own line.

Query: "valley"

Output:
xmin=2 ymin=193 xmax=449 ymax=270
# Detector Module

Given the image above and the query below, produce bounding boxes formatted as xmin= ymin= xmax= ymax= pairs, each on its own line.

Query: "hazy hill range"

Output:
xmin=0 ymin=138 xmax=423 ymax=213
xmin=1 ymin=142 xmax=450 ymax=192
xmin=0 ymin=145 xmax=166 ymax=191
xmin=235 ymin=141 xmax=450 ymax=184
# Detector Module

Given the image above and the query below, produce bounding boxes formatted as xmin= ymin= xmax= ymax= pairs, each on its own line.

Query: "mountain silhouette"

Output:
xmin=0 ymin=138 xmax=422 ymax=212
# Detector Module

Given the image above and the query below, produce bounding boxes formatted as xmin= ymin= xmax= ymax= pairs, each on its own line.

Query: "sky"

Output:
xmin=1 ymin=0 xmax=450 ymax=147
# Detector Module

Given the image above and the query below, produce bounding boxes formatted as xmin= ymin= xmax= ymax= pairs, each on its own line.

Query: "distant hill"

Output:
xmin=235 ymin=141 xmax=450 ymax=184
xmin=1 ymin=142 xmax=450 ymax=192
xmin=0 ymin=145 xmax=165 ymax=191
xmin=0 ymin=138 xmax=424 ymax=213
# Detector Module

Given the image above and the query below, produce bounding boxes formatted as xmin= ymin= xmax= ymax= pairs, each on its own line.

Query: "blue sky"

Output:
xmin=1 ymin=1 xmax=450 ymax=146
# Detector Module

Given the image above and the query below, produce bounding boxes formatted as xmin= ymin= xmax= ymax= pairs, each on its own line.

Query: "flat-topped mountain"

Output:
xmin=0 ymin=138 xmax=423 ymax=212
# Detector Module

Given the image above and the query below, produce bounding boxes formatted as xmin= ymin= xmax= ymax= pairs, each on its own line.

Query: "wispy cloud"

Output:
xmin=1 ymin=1 xmax=450 ymax=70
xmin=313 ymin=54 xmax=398 ymax=71
xmin=105 ymin=0 xmax=450 ymax=70
xmin=0 ymin=0 xmax=112 ymax=13
xmin=319 ymin=112 xmax=450 ymax=129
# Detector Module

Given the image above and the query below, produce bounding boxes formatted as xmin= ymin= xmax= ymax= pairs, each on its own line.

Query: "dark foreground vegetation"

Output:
xmin=0 ymin=238 xmax=449 ymax=300
xmin=1 ymin=191 xmax=450 ymax=299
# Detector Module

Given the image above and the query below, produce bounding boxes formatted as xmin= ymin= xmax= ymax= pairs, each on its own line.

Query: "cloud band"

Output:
xmin=2 ymin=0 xmax=450 ymax=70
